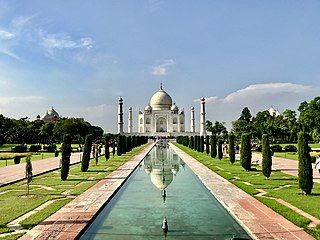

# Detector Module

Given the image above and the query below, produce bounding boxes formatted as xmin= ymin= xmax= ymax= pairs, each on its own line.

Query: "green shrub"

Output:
xmin=43 ymin=145 xmax=57 ymax=152
xmin=54 ymin=150 xmax=59 ymax=157
xmin=12 ymin=145 xmax=27 ymax=153
xmin=210 ymin=135 xmax=217 ymax=158
xmin=61 ymin=134 xmax=72 ymax=180
xmin=29 ymin=145 xmax=41 ymax=152
xmin=81 ymin=134 xmax=93 ymax=172
xmin=229 ymin=133 xmax=235 ymax=164
xmin=298 ymin=132 xmax=313 ymax=195
xmin=240 ymin=133 xmax=252 ymax=171
xmin=271 ymin=144 xmax=283 ymax=152
xmin=262 ymin=134 xmax=272 ymax=179
xmin=14 ymin=156 xmax=21 ymax=164
xmin=283 ymin=145 xmax=297 ymax=152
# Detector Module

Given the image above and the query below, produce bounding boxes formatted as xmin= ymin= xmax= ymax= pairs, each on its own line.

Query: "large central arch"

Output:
xmin=156 ymin=117 xmax=167 ymax=132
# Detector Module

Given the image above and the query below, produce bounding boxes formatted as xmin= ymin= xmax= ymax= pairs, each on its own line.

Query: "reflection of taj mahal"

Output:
xmin=117 ymin=84 xmax=207 ymax=137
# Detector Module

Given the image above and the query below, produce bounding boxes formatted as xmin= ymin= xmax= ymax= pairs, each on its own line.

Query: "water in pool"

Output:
xmin=80 ymin=145 xmax=251 ymax=240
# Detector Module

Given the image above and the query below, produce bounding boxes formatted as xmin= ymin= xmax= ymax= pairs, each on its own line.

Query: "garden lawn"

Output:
xmin=0 ymin=144 xmax=147 ymax=239
xmin=273 ymin=151 xmax=299 ymax=161
xmin=175 ymin=143 xmax=320 ymax=239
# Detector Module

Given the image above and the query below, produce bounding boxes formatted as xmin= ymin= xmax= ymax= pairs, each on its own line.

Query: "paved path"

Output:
xmin=171 ymin=144 xmax=315 ymax=240
xmin=250 ymin=153 xmax=320 ymax=183
xmin=20 ymin=143 xmax=154 ymax=240
xmin=0 ymin=152 xmax=84 ymax=187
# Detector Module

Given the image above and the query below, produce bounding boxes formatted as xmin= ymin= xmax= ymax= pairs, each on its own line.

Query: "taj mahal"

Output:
xmin=117 ymin=84 xmax=207 ymax=137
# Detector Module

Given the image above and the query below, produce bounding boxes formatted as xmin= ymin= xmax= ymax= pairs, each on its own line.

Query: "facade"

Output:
xmin=138 ymin=85 xmax=185 ymax=134
xmin=117 ymin=85 xmax=206 ymax=137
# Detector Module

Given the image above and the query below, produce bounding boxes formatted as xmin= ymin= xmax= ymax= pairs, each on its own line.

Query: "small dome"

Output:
xmin=268 ymin=106 xmax=280 ymax=117
xmin=47 ymin=107 xmax=59 ymax=117
xmin=200 ymin=97 xmax=205 ymax=102
xmin=171 ymin=103 xmax=178 ymax=111
xmin=150 ymin=169 xmax=173 ymax=190
xmin=150 ymin=87 xmax=172 ymax=110
xmin=145 ymin=104 xmax=152 ymax=111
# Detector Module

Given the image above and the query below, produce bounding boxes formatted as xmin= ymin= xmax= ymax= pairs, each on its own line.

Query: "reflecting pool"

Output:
xmin=80 ymin=145 xmax=251 ymax=240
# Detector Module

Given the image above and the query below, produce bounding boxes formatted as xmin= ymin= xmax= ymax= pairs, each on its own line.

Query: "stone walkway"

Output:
xmin=0 ymin=152 xmax=83 ymax=187
xmin=20 ymin=143 xmax=154 ymax=240
xmin=170 ymin=144 xmax=315 ymax=240
xmin=251 ymin=152 xmax=320 ymax=183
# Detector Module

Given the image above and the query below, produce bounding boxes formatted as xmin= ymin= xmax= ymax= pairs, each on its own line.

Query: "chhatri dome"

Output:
xmin=149 ymin=84 xmax=173 ymax=110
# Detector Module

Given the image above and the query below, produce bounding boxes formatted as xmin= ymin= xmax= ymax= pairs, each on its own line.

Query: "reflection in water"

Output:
xmin=142 ymin=142 xmax=182 ymax=203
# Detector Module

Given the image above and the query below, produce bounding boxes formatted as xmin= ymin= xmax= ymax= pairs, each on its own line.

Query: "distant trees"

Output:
xmin=240 ymin=133 xmax=252 ymax=171
xmin=298 ymin=132 xmax=313 ymax=195
xmin=61 ymin=134 xmax=72 ymax=180
xmin=229 ymin=133 xmax=235 ymax=164
xmin=81 ymin=134 xmax=93 ymax=172
xmin=262 ymin=134 xmax=272 ymax=179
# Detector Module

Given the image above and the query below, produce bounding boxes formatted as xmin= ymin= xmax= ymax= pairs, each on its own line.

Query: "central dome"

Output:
xmin=150 ymin=86 xmax=172 ymax=110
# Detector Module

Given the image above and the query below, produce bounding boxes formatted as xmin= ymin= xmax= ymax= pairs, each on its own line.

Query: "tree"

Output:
xmin=25 ymin=156 xmax=32 ymax=195
xmin=240 ymin=133 xmax=252 ymax=171
xmin=189 ymin=136 xmax=194 ymax=149
xmin=206 ymin=120 xmax=227 ymax=136
xmin=61 ymin=134 xmax=72 ymax=180
xmin=194 ymin=136 xmax=198 ymax=151
xmin=232 ymin=119 xmax=252 ymax=141
xmin=205 ymin=136 xmax=210 ymax=154
xmin=210 ymin=135 xmax=217 ymax=158
xmin=105 ymin=137 xmax=110 ymax=160
xmin=112 ymin=141 xmax=116 ymax=157
xmin=81 ymin=134 xmax=93 ymax=172
xmin=200 ymin=136 xmax=204 ymax=153
xmin=117 ymin=135 xmax=122 ymax=156
xmin=239 ymin=107 xmax=252 ymax=122
xmin=298 ymin=132 xmax=313 ymax=195
xmin=229 ymin=133 xmax=235 ymax=164
xmin=262 ymin=134 xmax=272 ymax=179
xmin=217 ymin=139 xmax=223 ymax=160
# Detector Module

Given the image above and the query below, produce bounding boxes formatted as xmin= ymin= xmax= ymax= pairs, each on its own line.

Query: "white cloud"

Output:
xmin=195 ymin=82 xmax=317 ymax=129
xmin=41 ymin=33 xmax=93 ymax=50
xmin=0 ymin=29 xmax=15 ymax=40
xmin=0 ymin=96 xmax=45 ymax=106
xmin=11 ymin=15 xmax=34 ymax=28
xmin=0 ymin=48 xmax=22 ymax=61
xmin=152 ymin=59 xmax=175 ymax=76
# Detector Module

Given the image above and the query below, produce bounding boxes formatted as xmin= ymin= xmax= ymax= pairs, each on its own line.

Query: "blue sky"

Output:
xmin=0 ymin=0 xmax=319 ymax=132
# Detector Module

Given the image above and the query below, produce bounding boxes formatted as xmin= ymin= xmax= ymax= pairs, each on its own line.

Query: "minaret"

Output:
xmin=128 ymin=107 xmax=133 ymax=133
xmin=200 ymin=97 xmax=206 ymax=137
xmin=117 ymin=97 xmax=124 ymax=134
xmin=190 ymin=107 xmax=195 ymax=133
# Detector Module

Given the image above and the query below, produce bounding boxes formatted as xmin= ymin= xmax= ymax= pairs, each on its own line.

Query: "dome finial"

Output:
xmin=160 ymin=83 xmax=163 ymax=90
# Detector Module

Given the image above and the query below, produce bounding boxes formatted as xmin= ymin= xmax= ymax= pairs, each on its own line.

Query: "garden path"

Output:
xmin=250 ymin=153 xmax=320 ymax=183
xmin=0 ymin=152 xmax=83 ymax=187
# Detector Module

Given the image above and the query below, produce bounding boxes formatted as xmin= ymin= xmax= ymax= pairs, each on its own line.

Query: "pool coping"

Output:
xmin=170 ymin=143 xmax=315 ymax=240
xmin=19 ymin=143 xmax=155 ymax=240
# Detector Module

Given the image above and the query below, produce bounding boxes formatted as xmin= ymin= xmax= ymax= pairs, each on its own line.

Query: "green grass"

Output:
xmin=0 ymin=152 xmax=55 ymax=168
xmin=273 ymin=152 xmax=299 ymax=161
xmin=175 ymin=143 xmax=320 ymax=239
xmin=0 ymin=233 xmax=25 ymax=240
xmin=0 ymin=144 xmax=148 ymax=238
xmin=19 ymin=198 xmax=72 ymax=229
xmin=276 ymin=143 xmax=320 ymax=149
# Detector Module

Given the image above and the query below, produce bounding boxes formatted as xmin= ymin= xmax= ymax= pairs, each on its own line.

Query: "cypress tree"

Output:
xmin=210 ymin=135 xmax=217 ymax=158
xmin=298 ymin=132 xmax=313 ymax=195
xmin=105 ymin=137 xmax=110 ymax=160
xmin=112 ymin=141 xmax=116 ymax=157
xmin=205 ymin=135 xmax=210 ymax=154
xmin=122 ymin=136 xmax=127 ymax=154
xmin=117 ymin=135 xmax=122 ymax=156
xmin=127 ymin=136 xmax=132 ymax=152
xmin=200 ymin=136 xmax=204 ymax=152
xmin=81 ymin=134 xmax=93 ymax=172
xmin=25 ymin=156 xmax=32 ymax=195
xmin=197 ymin=136 xmax=201 ymax=152
xmin=218 ymin=138 xmax=223 ymax=160
xmin=190 ymin=136 xmax=194 ymax=149
xmin=262 ymin=134 xmax=272 ymax=179
xmin=61 ymin=134 xmax=72 ymax=180
xmin=229 ymin=133 xmax=236 ymax=164
xmin=240 ymin=133 xmax=252 ymax=171
xmin=194 ymin=136 xmax=198 ymax=151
